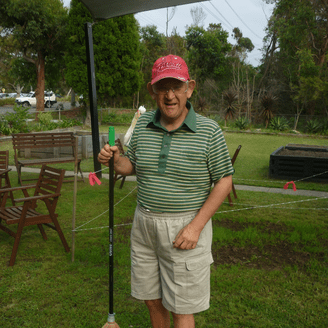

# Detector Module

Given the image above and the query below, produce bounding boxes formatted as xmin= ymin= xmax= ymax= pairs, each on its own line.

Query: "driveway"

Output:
xmin=0 ymin=101 xmax=75 ymax=114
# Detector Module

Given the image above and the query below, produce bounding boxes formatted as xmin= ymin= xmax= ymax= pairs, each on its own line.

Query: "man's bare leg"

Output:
xmin=145 ymin=299 xmax=170 ymax=328
xmin=171 ymin=313 xmax=195 ymax=328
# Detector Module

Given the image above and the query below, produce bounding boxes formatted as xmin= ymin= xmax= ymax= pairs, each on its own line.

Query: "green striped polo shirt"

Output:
xmin=126 ymin=102 xmax=234 ymax=212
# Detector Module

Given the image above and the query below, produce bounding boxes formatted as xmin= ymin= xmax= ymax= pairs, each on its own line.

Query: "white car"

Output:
xmin=15 ymin=91 xmax=57 ymax=108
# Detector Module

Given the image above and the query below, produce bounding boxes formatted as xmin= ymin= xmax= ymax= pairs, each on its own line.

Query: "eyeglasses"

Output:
xmin=152 ymin=81 xmax=189 ymax=95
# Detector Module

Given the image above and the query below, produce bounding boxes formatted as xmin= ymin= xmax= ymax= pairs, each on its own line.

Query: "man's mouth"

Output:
xmin=165 ymin=102 xmax=177 ymax=107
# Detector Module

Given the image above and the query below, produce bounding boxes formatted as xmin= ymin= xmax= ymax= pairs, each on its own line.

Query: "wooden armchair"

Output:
xmin=0 ymin=150 xmax=14 ymax=206
xmin=0 ymin=165 xmax=70 ymax=266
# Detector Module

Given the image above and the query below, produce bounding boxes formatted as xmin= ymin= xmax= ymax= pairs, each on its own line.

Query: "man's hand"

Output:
xmin=98 ymin=144 xmax=135 ymax=176
xmin=173 ymin=223 xmax=201 ymax=250
xmin=98 ymin=144 xmax=119 ymax=167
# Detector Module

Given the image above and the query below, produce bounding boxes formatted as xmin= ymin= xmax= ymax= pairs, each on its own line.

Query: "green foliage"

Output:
xmin=65 ymin=0 xmax=142 ymax=106
xmin=235 ymin=117 xmax=250 ymax=130
xmin=306 ymin=119 xmax=322 ymax=134
xmin=0 ymin=104 xmax=30 ymax=134
xmin=0 ymin=98 xmax=15 ymax=106
xmin=34 ymin=112 xmax=83 ymax=131
xmin=223 ymin=90 xmax=237 ymax=122
xmin=0 ymin=0 xmax=68 ymax=108
xmin=231 ymin=27 xmax=255 ymax=59
xmin=262 ymin=0 xmax=328 ymax=116
xmin=185 ymin=24 xmax=232 ymax=86
xmin=260 ymin=93 xmax=277 ymax=127
xmin=269 ymin=116 xmax=290 ymax=131
xmin=60 ymin=117 xmax=82 ymax=128
xmin=35 ymin=112 xmax=56 ymax=131
xmin=139 ymin=25 xmax=166 ymax=83
xmin=102 ymin=111 xmax=135 ymax=124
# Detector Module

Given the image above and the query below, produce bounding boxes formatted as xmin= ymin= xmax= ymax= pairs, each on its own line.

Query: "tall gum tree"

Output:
xmin=0 ymin=0 xmax=68 ymax=113
xmin=262 ymin=0 xmax=328 ymax=116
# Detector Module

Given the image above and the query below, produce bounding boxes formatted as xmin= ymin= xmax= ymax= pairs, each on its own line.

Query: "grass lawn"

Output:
xmin=0 ymin=127 xmax=327 ymax=327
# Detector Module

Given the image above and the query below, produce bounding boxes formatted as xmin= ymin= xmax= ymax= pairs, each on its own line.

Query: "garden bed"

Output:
xmin=269 ymin=144 xmax=328 ymax=182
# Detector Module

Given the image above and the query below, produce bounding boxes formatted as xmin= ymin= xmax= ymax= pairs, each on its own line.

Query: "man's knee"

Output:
xmin=145 ymin=299 xmax=164 ymax=309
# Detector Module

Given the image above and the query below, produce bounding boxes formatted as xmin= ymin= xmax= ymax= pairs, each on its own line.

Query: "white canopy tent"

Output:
xmin=80 ymin=0 xmax=205 ymax=21
xmin=79 ymin=0 xmax=205 ymax=175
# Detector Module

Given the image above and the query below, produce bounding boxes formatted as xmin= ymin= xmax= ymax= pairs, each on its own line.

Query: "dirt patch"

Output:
xmin=279 ymin=148 xmax=328 ymax=158
xmin=212 ymin=219 xmax=325 ymax=271
xmin=215 ymin=218 xmax=294 ymax=234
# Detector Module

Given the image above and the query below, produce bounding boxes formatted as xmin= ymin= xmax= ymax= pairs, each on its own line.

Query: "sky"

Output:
xmin=63 ymin=0 xmax=274 ymax=66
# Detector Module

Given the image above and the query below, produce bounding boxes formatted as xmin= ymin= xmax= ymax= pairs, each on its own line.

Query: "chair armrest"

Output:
xmin=0 ymin=184 xmax=36 ymax=193
xmin=0 ymin=169 xmax=11 ymax=175
xmin=14 ymin=193 xmax=61 ymax=203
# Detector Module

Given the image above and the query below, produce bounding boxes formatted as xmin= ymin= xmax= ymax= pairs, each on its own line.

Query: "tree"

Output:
xmin=231 ymin=27 xmax=254 ymax=60
xmin=190 ymin=6 xmax=207 ymax=27
xmin=166 ymin=7 xmax=177 ymax=37
xmin=65 ymin=0 xmax=142 ymax=123
xmin=261 ymin=0 xmax=328 ymax=117
xmin=166 ymin=27 xmax=186 ymax=57
xmin=0 ymin=0 xmax=68 ymax=113
xmin=185 ymin=24 xmax=232 ymax=85
xmin=138 ymin=25 xmax=166 ymax=106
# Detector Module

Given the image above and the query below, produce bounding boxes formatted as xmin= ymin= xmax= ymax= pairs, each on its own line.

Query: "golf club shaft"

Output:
xmin=109 ymin=156 xmax=114 ymax=315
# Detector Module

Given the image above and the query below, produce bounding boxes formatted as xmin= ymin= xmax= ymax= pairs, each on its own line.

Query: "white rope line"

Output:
xmin=216 ymin=196 xmax=328 ymax=214
xmin=73 ymin=186 xmax=137 ymax=232
xmin=74 ymin=222 xmax=133 ymax=232
xmin=233 ymin=170 xmax=328 ymax=184
xmin=294 ymin=170 xmax=328 ymax=182
xmin=73 ymin=196 xmax=327 ymax=232
xmin=264 ymin=207 xmax=328 ymax=210
xmin=222 ymin=201 xmax=328 ymax=209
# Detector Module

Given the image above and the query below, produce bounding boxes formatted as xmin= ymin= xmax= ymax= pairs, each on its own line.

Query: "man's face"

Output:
xmin=147 ymin=78 xmax=195 ymax=125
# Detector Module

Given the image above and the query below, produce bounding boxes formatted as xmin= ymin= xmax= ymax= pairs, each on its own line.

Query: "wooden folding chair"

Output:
xmin=113 ymin=138 xmax=126 ymax=189
xmin=0 ymin=165 xmax=70 ymax=266
xmin=227 ymin=145 xmax=242 ymax=206
xmin=0 ymin=150 xmax=14 ymax=206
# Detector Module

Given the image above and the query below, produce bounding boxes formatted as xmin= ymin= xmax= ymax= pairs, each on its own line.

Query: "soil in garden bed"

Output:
xmin=279 ymin=148 xmax=328 ymax=158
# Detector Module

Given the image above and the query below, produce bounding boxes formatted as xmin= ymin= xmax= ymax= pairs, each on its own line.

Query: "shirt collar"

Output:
xmin=147 ymin=101 xmax=197 ymax=133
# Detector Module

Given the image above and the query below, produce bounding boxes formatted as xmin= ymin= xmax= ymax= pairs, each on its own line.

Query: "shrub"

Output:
xmin=0 ymin=119 xmax=14 ymax=135
xmin=0 ymin=97 xmax=15 ymax=107
xmin=223 ymin=90 xmax=237 ymax=126
xmin=235 ymin=117 xmax=250 ymax=130
xmin=102 ymin=111 xmax=134 ymax=124
xmin=36 ymin=112 xmax=57 ymax=131
xmin=1 ymin=104 xmax=30 ymax=134
xmin=59 ymin=117 xmax=82 ymax=128
xmin=260 ymin=93 xmax=277 ymax=127
xmin=306 ymin=119 xmax=322 ymax=133
xmin=269 ymin=116 xmax=289 ymax=131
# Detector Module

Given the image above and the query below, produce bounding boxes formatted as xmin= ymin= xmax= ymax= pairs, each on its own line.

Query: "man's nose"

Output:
xmin=165 ymin=88 xmax=176 ymax=99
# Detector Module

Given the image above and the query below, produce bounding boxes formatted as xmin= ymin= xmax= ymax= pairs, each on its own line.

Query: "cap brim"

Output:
xmin=151 ymin=75 xmax=189 ymax=85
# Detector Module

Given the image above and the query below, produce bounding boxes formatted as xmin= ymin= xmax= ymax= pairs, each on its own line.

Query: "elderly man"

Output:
xmin=98 ymin=54 xmax=234 ymax=328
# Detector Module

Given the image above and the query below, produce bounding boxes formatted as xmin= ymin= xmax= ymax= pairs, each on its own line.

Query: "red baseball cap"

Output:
xmin=151 ymin=54 xmax=190 ymax=85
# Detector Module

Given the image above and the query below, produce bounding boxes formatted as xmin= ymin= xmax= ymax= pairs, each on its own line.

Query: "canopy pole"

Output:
xmin=85 ymin=22 xmax=102 ymax=178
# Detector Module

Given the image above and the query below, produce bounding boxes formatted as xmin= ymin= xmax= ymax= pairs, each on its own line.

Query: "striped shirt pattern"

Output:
xmin=126 ymin=102 xmax=234 ymax=212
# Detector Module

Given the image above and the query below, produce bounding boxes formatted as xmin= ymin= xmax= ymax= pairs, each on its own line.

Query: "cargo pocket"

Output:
xmin=174 ymin=253 xmax=214 ymax=300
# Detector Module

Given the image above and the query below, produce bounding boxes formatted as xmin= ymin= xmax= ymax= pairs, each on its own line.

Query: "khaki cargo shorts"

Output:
xmin=131 ymin=204 xmax=214 ymax=315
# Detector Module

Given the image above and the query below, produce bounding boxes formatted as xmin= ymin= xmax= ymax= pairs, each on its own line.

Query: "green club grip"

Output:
xmin=108 ymin=126 xmax=115 ymax=146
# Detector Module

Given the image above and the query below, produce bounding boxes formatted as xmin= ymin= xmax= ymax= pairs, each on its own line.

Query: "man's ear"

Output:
xmin=147 ymin=82 xmax=156 ymax=100
xmin=187 ymin=80 xmax=196 ymax=98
